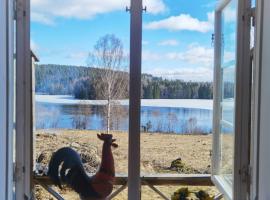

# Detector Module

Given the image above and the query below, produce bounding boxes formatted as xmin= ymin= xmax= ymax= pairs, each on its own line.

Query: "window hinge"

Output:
xmin=14 ymin=163 xmax=25 ymax=182
xmin=240 ymin=164 xmax=252 ymax=184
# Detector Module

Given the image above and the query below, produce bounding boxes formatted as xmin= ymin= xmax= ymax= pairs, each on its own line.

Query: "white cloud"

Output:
xmin=165 ymin=44 xmax=214 ymax=67
xmin=142 ymin=40 xmax=150 ymax=45
xmin=31 ymin=39 xmax=39 ymax=52
xmin=143 ymin=43 xmax=234 ymax=68
xmin=223 ymin=6 xmax=237 ymax=22
xmin=142 ymin=44 xmax=214 ymax=67
xmin=223 ymin=51 xmax=235 ymax=63
xmin=202 ymin=1 xmax=217 ymax=8
xmin=142 ymin=43 xmax=235 ymax=81
xmin=207 ymin=6 xmax=236 ymax=24
xmin=65 ymin=51 xmax=88 ymax=60
xmin=142 ymin=44 xmax=214 ymax=81
xmin=158 ymin=39 xmax=179 ymax=46
xmin=142 ymin=50 xmax=160 ymax=61
xmin=31 ymin=12 xmax=55 ymax=25
xmin=143 ymin=0 xmax=167 ymax=14
xmin=207 ymin=12 xmax=214 ymax=24
xmin=144 ymin=13 xmax=213 ymax=33
xmin=31 ymin=0 xmax=166 ymax=25
xmin=145 ymin=67 xmax=213 ymax=82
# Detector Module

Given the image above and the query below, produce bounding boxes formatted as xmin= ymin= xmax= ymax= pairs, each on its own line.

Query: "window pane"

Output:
xmin=221 ymin=65 xmax=235 ymax=124
xmin=220 ymin=124 xmax=234 ymax=176
xmin=140 ymin=0 xmax=220 ymax=198
xmin=32 ymin=0 xmax=130 ymax=199
xmin=214 ymin=0 xmax=238 ymax=198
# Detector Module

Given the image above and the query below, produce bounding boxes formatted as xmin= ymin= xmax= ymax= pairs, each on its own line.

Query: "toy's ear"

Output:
xmin=112 ymin=143 xmax=118 ymax=148
xmin=97 ymin=134 xmax=102 ymax=140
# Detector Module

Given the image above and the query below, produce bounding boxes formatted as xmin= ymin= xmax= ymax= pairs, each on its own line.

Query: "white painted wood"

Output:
xmin=35 ymin=173 xmax=213 ymax=186
xmin=256 ymin=0 xmax=270 ymax=199
xmin=15 ymin=0 xmax=33 ymax=198
xmin=233 ymin=0 xmax=252 ymax=199
xmin=212 ymin=176 xmax=232 ymax=200
xmin=0 ymin=1 xmax=8 ymax=200
xmin=250 ymin=0 xmax=261 ymax=199
xmin=0 ymin=0 xmax=14 ymax=199
xmin=216 ymin=0 xmax=231 ymax=11
xmin=213 ymin=1 xmax=253 ymax=199
xmin=144 ymin=182 xmax=170 ymax=200
xmin=212 ymin=2 xmax=234 ymax=197
xmin=212 ymin=8 xmax=222 ymax=176
xmin=32 ymin=56 xmax=37 ymax=172
xmin=128 ymin=0 xmax=142 ymax=200
xmin=7 ymin=0 xmax=15 ymax=199
xmin=107 ymin=184 xmax=127 ymax=199
xmin=39 ymin=182 xmax=65 ymax=200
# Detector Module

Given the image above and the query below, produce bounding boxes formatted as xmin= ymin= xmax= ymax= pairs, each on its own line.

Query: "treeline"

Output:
xmin=141 ymin=75 xmax=213 ymax=99
xmin=36 ymin=64 xmax=94 ymax=95
xmin=35 ymin=64 xmax=213 ymax=99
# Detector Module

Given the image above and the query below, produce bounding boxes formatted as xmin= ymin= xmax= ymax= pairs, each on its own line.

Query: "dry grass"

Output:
xmin=34 ymin=129 xmax=227 ymax=199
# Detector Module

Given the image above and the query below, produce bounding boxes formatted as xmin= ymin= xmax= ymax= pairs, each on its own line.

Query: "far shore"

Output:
xmin=35 ymin=94 xmax=213 ymax=110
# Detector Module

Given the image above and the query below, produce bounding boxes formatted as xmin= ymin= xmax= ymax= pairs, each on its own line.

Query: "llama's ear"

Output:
xmin=112 ymin=143 xmax=118 ymax=148
xmin=97 ymin=134 xmax=102 ymax=140
xmin=112 ymin=139 xmax=116 ymax=143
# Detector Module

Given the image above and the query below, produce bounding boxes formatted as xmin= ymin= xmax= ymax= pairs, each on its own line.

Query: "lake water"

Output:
xmin=35 ymin=102 xmax=214 ymax=134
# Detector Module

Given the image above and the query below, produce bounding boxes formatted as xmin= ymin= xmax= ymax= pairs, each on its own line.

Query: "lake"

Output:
xmin=35 ymin=96 xmax=214 ymax=134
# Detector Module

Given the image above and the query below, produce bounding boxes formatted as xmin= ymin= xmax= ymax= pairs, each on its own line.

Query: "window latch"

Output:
xmin=248 ymin=7 xmax=256 ymax=27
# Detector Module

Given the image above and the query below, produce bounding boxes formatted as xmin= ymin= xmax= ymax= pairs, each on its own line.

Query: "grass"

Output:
xmin=34 ymin=129 xmax=228 ymax=199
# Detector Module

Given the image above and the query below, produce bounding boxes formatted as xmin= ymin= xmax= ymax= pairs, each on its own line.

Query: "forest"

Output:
xmin=35 ymin=64 xmax=214 ymax=99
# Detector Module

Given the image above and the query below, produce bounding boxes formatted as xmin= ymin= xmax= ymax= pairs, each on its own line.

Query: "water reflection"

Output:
xmin=36 ymin=102 xmax=214 ymax=134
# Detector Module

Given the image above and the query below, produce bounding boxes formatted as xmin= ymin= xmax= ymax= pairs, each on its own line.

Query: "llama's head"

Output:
xmin=97 ymin=133 xmax=118 ymax=148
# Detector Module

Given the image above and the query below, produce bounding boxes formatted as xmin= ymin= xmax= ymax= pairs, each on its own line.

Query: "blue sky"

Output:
xmin=31 ymin=0 xmax=233 ymax=81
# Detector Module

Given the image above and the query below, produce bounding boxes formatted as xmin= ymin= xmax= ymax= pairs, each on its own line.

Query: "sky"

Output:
xmin=30 ymin=0 xmax=235 ymax=82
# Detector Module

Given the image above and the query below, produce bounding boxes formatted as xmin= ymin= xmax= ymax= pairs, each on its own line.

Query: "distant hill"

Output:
xmin=35 ymin=64 xmax=213 ymax=99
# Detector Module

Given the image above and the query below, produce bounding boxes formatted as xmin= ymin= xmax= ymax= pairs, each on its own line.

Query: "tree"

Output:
xmin=87 ymin=34 xmax=129 ymax=134
xmin=73 ymin=77 xmax=96 ymax=99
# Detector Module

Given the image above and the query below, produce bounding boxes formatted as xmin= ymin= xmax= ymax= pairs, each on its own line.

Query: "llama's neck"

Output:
xmin=99 ymin=141 xmax=115 ymax=176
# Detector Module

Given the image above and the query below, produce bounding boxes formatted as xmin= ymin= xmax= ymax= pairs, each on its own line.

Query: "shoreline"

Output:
xmin=36 ymin=94 xmax=213 ymax=110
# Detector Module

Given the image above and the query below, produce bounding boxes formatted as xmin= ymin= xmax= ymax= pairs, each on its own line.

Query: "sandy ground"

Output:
xmin=34 ymin=129 xmax=228 ymax=199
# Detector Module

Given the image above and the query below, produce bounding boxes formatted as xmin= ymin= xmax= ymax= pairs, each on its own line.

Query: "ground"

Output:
xmin=34 ymin=129 xmax=226 ymax=199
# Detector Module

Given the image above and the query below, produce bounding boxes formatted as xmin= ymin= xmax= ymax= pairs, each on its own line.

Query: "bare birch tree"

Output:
xmin=87 ymin=34 xmax=128 ymax=134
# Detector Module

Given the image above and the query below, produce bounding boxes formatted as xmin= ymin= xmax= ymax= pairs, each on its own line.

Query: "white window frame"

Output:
xmin=15 ymin=0 xmax=144 ymax=199
xmin=251 ymin=0 xmax=270 ymax=199
xmin=15 ymin=0 xmax=33 ymax=199
xmin=212 ymin=0 xmax=252 ymax=199
xmin=16 ymin=0 xmax=256 ymax=199
xmin=0 ymin=0 xmax=15 ymax=199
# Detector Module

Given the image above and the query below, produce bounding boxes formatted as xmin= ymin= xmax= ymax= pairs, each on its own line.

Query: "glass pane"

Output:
xmin=221 ymin=65 xmax=235 ymax=124
xmin=140 ymin=0 xmax=220 ymax=198
xmin=220 ymin=124 xmax=234 ymax=176
xmin=31 ymin=0 xmax=130 ymax=199
xmin=216 ymin=0 xmax=238 ymax=196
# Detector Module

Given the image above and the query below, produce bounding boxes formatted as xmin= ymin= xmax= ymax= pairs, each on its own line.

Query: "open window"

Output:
xmin=212 ymin=0 xmax=253 ymax=199
xmin=12 ymin=0 xmax=256 ymax=199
